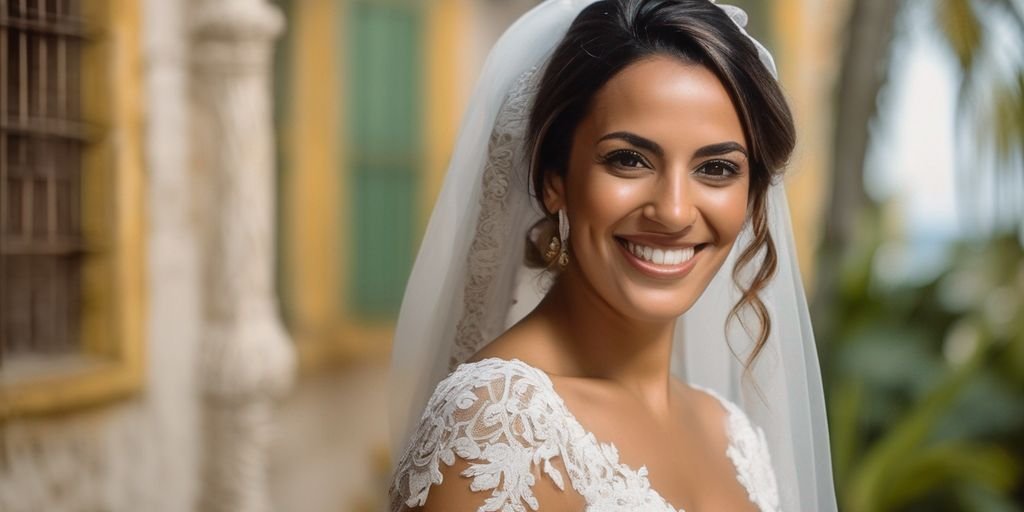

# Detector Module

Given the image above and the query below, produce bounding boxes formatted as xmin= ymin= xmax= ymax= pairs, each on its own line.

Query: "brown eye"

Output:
xmin=697 ymin=159 xmax=740 ymax=178
xmin=604 ymin=150 xmax=650 ymax=169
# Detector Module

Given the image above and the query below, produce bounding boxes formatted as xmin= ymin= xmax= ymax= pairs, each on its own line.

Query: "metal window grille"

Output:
xmin=1 ymin=0 xmax=87 ymax=367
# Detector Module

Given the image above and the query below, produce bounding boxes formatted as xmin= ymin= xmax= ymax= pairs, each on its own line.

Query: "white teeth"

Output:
xmin=623 ymin=239 xmax=697 ymax=266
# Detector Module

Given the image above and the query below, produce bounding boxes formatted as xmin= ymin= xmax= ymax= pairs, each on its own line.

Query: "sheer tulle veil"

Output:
xmin=388 ymin=0 xmax=837 ymax=510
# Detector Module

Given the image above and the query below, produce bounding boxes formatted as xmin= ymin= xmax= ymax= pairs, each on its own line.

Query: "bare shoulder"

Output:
xmin=672 ymin=379 xmax=734 ymax=448
xmin=464 ymin=331 xmax=524 ymax=363
xmin=464 ymin=317 xmax=566 ymax=374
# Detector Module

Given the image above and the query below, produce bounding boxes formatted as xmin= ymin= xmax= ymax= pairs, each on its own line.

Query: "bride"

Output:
xmin=388 ymin=0 xmax=836 ymax=510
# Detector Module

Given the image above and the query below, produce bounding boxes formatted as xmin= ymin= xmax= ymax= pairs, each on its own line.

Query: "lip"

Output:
xmin=615 ymin=236 xmax=705 ymax=280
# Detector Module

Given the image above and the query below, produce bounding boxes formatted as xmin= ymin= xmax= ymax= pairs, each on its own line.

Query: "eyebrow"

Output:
xmin=597 ymin=131 xmax=748 ymax=159
xmin=598 ymin=131 xmax=665 ymax=157
xmin=694 ymin=141 xmax=748 ymax=159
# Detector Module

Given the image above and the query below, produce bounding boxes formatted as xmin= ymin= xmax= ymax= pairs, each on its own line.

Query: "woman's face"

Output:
xmin=544 ymin=56 xmax=750 ymax=322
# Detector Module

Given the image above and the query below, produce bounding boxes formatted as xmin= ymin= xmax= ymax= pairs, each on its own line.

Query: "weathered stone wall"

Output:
xmin=0 ymin=1 xmax=533 ymax=510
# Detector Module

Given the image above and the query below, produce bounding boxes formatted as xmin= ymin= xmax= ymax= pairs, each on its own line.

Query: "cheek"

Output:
xmin=698 ymin=181 xmax=749 ymax=241
xmin=574 ymin=170 xmax=647 ymax=224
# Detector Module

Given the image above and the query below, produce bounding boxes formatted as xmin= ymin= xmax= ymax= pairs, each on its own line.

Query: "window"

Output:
xmin=0 ymin=0 xmax=144 ymax=418
xmin=276 ymin=0 xmax=462 ymax=371
xmin=2 ymin=0 xmax=86 ymax=365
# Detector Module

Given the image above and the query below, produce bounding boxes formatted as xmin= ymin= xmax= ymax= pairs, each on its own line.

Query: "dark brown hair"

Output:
xmin=526 ymin=0 xmax=795 ymax=367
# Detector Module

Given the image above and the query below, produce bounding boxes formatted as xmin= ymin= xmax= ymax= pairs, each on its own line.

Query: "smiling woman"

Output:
xmin=543 ymin=58 xmax=753 ymax=323
xmin=387 ymin=1 xmax=836 ymax=511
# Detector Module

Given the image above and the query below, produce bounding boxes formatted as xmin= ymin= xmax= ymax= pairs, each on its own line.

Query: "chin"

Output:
xmin=613 ymin=280 xmax=708 ymax=322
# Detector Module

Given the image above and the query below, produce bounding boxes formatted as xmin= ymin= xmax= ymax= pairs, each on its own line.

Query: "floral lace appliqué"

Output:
xmin=389 ymin=358 xmax=780 ymax=512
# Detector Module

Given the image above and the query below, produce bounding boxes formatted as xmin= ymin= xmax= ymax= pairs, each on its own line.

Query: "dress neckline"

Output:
xmin=456 ymin=356 xmax=756 ymax=512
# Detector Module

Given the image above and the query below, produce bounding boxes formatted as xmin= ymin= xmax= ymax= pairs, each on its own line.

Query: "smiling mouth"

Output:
xmin=612 ymin=236 xmax=708 ymax=279
xmin=615 ymin=237 xmax=707 ymax=266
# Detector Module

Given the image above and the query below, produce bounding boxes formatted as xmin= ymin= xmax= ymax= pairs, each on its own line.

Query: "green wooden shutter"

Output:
xmin=346 ymin=3 xmax=422 ymax=318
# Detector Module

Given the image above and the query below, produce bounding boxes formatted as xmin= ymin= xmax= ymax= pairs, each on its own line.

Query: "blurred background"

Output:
xmin=0 ymin=0 xmax=1021 ymax=510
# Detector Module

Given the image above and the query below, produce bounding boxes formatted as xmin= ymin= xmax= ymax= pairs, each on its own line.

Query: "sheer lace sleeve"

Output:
xmin=389 ymin=358 xmax=573 ymax=512
xmin=390 ymin=358 xmax=781 ymax=512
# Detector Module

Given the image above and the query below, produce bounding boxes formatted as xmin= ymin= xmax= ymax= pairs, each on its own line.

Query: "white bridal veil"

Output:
xmin=388 ymin=0 xmax=837 ymax=510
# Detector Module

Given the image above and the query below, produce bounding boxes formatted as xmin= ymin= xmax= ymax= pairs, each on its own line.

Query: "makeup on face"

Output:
xmin=545 ymin=56 xmax=751 ymax=321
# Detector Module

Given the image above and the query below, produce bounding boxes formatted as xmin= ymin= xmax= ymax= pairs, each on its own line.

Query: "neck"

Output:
xmin=536 ymin=264 xmax=677 ymax=410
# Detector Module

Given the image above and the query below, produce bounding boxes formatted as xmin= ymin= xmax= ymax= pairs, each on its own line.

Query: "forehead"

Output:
xmin=583 ymin=56 xmax=746 ymax=150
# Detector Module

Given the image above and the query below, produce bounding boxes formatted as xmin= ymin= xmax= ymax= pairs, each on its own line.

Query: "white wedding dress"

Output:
xmin=389 ymin=357 xmax=781 ymax=512
xmin=389 ymin=3 xmax=837 ymax=509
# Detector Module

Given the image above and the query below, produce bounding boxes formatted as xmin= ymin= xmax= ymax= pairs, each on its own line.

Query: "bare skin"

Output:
xmin=418 ymin=56 xmax=758 ymax=512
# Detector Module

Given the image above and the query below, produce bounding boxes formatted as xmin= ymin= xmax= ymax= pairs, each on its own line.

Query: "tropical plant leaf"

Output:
xmin=829 ymin=379 xmax=864 ymax=501
xmin=937 ymin=0 xmax=983 ymax=71
xmin=992 ymin=70 xmax=1024 ymax=163
xmin=881 ymin=441 xmax=1019 ymax=510
xmin=845 ymin=336 xmax=990 ymax=511
xmin=957 ymin=480 xmax=1024 ymax=512
xmin=937 ymin=0 xmax=1024 ymax=232
xmin=977 ymin=0 xmax=1024 ymax=36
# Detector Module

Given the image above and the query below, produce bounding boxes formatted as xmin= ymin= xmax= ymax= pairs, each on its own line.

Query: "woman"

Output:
xmin=389 ymin=0 xmax=836 ymax=510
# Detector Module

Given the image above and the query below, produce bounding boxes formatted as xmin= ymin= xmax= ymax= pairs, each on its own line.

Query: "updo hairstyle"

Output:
xmin=526 ymin=0 xmax=796 ymax=365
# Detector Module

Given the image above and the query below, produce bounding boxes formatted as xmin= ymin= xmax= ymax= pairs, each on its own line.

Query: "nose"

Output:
xmin=643 ymin=171 xmax=697 ymax=231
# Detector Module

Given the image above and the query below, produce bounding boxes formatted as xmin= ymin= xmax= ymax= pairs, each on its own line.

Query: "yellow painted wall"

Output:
xmin=773 ymin=0 xmax=848 ymax=291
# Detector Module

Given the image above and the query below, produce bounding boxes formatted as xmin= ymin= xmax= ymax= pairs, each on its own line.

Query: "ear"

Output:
xmin=541 ymin=169 xmax=566 ymax=215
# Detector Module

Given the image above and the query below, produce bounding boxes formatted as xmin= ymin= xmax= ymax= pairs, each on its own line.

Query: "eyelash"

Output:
xmin=599 ymin=150 xmax=742 ymax=179
xmin=696 ymin=159 xmax=741 ymax=179
xmin=599 ymin=149 xmax=650 ymax=170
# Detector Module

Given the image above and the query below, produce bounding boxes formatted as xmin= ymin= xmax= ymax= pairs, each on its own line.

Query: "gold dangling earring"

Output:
xmin=544 ymin=233 xmax=561 ymax=263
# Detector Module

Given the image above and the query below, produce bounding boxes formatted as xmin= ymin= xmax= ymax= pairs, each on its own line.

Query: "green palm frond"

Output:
xmin=978 ymin=0 xmax=1024 ymax=33
xmin=937 ymin=0 xmax=983 ymax=70
xmin=935 ymin=0 xmax=1024 ymax=229
xmin=991 ymin=70 xmax=1024 ymax=161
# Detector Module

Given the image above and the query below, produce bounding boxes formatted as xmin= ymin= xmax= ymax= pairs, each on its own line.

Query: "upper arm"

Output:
xmin=416 ymin=454 xmax=584 ymax=512
xmin=415 ymin=458 xmax=479 ymax=512
xmin=390 ymin=363 xmax=585 ymax=512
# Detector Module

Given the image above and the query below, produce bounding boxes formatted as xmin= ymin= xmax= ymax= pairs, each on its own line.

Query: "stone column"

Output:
xmin=190 ymin=1 xmax=296 ymax=511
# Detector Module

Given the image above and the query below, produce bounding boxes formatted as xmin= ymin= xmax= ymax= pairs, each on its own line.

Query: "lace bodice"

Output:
xmin=389 ymin=358 xmax=780 ymax=512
